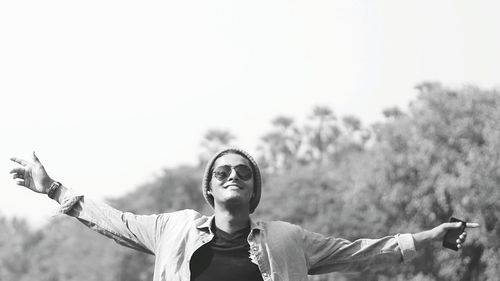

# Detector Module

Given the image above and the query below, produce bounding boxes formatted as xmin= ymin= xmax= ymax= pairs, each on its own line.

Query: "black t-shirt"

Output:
xmin=190 ymin=224 xmax=264 ymax=281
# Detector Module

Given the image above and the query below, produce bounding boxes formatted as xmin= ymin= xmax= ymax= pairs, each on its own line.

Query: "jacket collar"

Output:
xmin=195 ymin=214 xmax=263 ymax=234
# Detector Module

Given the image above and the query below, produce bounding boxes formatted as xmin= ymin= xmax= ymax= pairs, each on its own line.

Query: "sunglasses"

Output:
xmin=212 ymin=165 xmax=253 ymax=181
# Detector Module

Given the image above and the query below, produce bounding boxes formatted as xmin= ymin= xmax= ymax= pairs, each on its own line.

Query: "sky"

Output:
xmin=1 ymin=0 xmax=499 ymax=228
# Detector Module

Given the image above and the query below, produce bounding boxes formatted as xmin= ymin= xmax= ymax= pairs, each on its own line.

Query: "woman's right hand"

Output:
xmin=10 ymin=152 xmax=54 ymax=194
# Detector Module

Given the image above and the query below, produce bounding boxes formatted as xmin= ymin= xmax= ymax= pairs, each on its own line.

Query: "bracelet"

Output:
xmin=47 ymin=181 xmax=62 ymax=199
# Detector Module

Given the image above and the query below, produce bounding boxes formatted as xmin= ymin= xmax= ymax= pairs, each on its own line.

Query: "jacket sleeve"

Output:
xmin=55 ymin=187 xmax=176 ymax=255
xmin=301 ymin=227 xmax=417 ymax=274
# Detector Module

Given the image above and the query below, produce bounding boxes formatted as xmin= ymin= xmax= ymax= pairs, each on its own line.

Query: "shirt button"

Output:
xmin=262 ymin=272 xmax=269 ymax=278
xmin=252 ymin=246 xmax=259 ymax=251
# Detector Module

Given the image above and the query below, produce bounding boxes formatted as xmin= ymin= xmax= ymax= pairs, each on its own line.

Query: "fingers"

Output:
xmin=14 ymin=179 xmax=27 ymax=187
xmin=10 ymin=167 xmax=27 ymax=181
xmin=9 ymin=167 xmax=25 ymax=174
xmin=443 ymin=222 xmax=464 ymax=230
xmin=10 ymin=157 xmax=29 ymax=166
xmin=444 ymin=221 xmax=480 ymax=230
xmin=440 ymin=220 xmax=478 ymax=251
xmin=456 ymin=232 xmax=467 ymax=243
xmin=456 ymin=232 xmax=467 ymax=249
xmin=32 ymin=151 xmax=41 ymax=163
xmin=12 ymin=173 xmax=24 ymax=179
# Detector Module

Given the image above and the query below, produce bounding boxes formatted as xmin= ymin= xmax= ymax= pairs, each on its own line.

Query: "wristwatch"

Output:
xmin=47 ymin=181 xmax=62 ymax=199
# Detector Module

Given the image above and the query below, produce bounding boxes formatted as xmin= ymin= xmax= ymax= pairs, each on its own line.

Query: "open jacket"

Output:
xmin=57 ymin=189 xmax=416 ymax=281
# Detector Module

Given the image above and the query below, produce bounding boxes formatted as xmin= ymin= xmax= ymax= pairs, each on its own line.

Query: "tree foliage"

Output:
xmin=198 ymin=129 xmax=236 ymax=165
xmin=366 ymin=83 xmax=500 ymax=281
xmin=1 ymin=83 xmax=498 ymax=280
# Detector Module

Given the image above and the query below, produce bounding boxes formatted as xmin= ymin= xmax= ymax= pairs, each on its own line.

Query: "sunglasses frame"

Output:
xmin=212 ymin=164 xmax=253 ymax=181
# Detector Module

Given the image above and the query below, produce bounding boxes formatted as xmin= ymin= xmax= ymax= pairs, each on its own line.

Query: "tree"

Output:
xmin=366 ymin=83 xmax=500 ymax=281
xmin=0 ymin=216 xmax=32 ymax=281
xmin=303 ymin=106 xmax=341 ymax=164
xmin=257 ymin=116 xmax=302 ymax=172
xmin=4 ymin=83 xmax=496 ymax=281
xmin=198 ymin=129 xmax=236 ymax=165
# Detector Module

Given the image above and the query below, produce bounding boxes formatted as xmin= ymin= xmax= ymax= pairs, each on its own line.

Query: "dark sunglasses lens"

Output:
xmin=235 ymin=165 xmax=252 ymax=181
xmin=213 ymin=166 xmax=231 ymax=180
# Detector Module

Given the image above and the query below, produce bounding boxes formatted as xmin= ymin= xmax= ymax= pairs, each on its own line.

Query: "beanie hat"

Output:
xmin=201 ymin=147 xmax=262 ymax=214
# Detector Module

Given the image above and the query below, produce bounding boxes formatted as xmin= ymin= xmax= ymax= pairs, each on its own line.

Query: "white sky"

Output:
xmin=1 ymin=0 xmax=499 ymax=228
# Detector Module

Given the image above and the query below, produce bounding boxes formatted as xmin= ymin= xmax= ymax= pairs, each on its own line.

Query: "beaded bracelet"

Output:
xmin=47 ymin=181 xmax=62 ymax=199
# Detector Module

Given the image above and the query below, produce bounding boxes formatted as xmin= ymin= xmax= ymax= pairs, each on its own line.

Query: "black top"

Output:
xmin=190 ymin=224 xmax=264 ymax=281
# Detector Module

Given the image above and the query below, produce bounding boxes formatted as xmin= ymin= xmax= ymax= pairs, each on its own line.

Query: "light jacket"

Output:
xmin=58 ymin=189 xmax=416 ymax=281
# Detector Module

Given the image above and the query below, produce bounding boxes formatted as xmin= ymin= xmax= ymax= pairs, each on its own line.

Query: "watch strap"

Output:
xmin=47 ymin=181 xmax=62 ymax=199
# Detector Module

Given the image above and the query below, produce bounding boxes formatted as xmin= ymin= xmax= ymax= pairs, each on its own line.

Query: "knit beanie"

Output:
xmin=201 ymin=148 xmax=262 ymax=214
